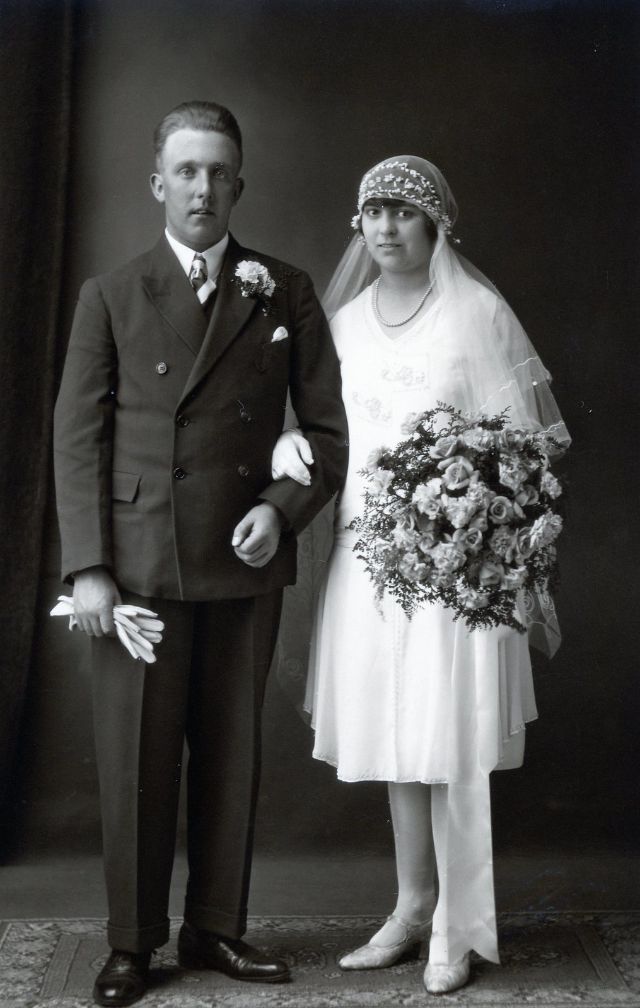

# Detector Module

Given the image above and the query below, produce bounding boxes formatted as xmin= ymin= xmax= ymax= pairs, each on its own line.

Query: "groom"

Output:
xmin=54 ymin=101 xmax=348 ymax=1006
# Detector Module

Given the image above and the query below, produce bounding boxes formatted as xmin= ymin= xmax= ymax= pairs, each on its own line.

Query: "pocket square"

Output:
xmin=271 ymin=326 xmax=289 ymax=343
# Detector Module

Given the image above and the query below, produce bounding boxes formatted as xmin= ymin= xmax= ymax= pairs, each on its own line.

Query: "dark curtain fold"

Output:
xmin=0 ymin=0 xmax=74 ymax=826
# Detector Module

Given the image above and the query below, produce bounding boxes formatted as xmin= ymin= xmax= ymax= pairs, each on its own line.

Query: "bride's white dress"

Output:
xmin=305 ymin=283 xmax=539 ymax=965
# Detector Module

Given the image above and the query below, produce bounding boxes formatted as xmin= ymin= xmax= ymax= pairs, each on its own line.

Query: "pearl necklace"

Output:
xmin=372 ymin=276 xmax=433 ymax=328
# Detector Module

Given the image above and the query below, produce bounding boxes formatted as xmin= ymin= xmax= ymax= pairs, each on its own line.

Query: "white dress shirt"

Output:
xmin=165 ymin=229 xmax=229 ymax=305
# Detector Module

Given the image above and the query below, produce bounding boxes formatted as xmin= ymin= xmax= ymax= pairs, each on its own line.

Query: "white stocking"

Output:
xmin=388 ymin=781 xmax=436 ymax=925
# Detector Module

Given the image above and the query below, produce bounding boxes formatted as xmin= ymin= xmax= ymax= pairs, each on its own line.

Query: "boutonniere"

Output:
xmin=233 ymin=260 xmax=279 ymax=315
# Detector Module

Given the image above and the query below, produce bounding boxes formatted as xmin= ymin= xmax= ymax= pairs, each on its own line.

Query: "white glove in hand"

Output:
xmin=50 ymin=596 xmax=164 ymax=664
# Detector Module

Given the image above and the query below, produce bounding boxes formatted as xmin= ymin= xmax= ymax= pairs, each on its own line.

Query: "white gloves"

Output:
xmin=271 ymin=427 xmax=314 ymax=485
xmin=50 ymin=596 xmax=164 ymax=664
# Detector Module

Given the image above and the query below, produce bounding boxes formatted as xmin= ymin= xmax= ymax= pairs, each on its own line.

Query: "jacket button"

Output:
xmin=176 ymin=414 xmax=190 ymax=427
xmin=240 ymin=410 xmax=251 ymax=424
xmin=156 ymin=361 xmax=168 ymax=375
xmin=173 ymin=466 xmax=186 ymax=479
xmin=237 ymin=464 xmax=250 ymax=477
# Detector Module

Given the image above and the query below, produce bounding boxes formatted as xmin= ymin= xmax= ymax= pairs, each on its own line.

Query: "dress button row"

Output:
xmin=173 ymin=466 xmax=186 ymax=479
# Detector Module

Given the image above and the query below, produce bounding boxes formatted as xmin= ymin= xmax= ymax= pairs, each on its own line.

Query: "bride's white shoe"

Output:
xmin=338 ymin=914 xmax=432 ymax=970
xmin=423 ymin=952 xmax=470 ymax=994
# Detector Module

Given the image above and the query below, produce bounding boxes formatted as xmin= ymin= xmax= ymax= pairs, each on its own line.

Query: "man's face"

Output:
xmin=150 ymin=128 xmax=244 ymax=251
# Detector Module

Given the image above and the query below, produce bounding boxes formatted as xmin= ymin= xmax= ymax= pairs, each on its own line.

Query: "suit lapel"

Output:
xmin=180 ymin=236 xmax=258 ymax=402
xmin=141 ymin=236 xmax=207 ymax=357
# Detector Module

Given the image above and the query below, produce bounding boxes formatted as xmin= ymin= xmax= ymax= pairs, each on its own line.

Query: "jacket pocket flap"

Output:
xmin=112 ymin=470 xmax=141 ymax=502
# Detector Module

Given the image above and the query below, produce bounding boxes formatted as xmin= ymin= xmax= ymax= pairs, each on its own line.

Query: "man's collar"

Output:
xmin=164 ymin=229 xmax=229 ymax=281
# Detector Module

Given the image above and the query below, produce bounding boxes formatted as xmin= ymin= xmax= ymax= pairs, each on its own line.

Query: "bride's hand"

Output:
xmin=271 ymin=428 xmax=314 ymax=486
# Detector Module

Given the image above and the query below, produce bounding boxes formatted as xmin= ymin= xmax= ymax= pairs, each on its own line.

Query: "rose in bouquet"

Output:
xmin=351 ymin=403 xmax=564 ymax=633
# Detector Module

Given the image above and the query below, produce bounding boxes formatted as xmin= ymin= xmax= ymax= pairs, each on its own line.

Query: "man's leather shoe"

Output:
xmin=93 ymin=950 xmax=150 ymax=1006
xmin=178 ymin=922 xmax=290 ymax=982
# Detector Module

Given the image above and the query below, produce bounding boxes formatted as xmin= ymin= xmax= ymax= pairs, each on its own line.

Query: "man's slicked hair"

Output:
xmin=153 ymin=101 xmax=243 ymax=167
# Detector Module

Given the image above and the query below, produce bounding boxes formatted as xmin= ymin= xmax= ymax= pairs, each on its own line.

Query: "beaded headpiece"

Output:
xmin=351 ymin=155 xmax=456 ymax=234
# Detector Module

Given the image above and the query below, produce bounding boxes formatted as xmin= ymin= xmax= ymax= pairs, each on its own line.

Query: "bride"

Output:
xmin=272 ymin=156 xmax=570 ymax=995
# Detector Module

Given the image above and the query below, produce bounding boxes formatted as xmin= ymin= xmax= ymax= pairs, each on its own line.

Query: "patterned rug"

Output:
xmin=1 ymin=913 xmax=639 ymax=1007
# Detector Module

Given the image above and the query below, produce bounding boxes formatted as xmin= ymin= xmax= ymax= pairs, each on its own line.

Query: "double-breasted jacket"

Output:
xmin=54 ymin=234 xmax=348 ymax=600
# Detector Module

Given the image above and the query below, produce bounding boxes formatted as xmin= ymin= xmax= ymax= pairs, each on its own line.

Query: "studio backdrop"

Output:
xmin=2 ymin=0 xmax=637 ymax=864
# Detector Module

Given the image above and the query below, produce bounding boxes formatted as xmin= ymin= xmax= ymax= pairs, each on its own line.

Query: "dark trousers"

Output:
xmin=90 ymin=589 xmax=283 ymax=954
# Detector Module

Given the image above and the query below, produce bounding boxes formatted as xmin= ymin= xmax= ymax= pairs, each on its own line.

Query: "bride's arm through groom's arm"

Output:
xmin=259 ymin=268 xmax=348 ymax=525
xmin=271 ymin=428 xmax=314 ymax=486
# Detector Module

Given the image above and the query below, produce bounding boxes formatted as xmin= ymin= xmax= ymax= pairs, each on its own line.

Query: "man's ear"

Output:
xmin=150 ymin=173 xmax=165 ymax=204
xmin=233 ymin=176 xmax=245 ymax=204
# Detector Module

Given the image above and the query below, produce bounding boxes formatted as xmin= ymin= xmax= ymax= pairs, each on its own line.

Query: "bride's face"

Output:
xmin=361 ymin=199 xmax=436 ymax=274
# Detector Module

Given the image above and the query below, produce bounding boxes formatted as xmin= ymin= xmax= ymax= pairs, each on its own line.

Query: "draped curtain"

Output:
xmin=0 ymin=0 xmax=74 ymax=830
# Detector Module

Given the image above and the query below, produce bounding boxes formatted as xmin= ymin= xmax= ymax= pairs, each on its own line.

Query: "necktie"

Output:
xmin=189 ymin=254 xmax=207 ymax=293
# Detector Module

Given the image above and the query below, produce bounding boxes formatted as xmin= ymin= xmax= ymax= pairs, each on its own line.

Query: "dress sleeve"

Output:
xmin=259 ymin=269 xmax=349 ymax=534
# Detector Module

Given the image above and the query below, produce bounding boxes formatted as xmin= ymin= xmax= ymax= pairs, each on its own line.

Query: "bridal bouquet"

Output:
xmin=351 ymin=403 xmax=564 ymax=633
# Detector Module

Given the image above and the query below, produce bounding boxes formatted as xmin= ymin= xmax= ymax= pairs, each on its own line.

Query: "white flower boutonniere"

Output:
xmin=233 ymin=260 xmax=277 ymax=314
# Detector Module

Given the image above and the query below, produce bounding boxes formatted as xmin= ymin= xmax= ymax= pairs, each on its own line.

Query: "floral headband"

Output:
xmin=351 ymin=157 xmax=454 ymax=234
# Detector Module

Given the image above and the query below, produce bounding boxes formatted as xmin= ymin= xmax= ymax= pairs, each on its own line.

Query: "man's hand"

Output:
xmin=232 ymin=502 xmax=283 ymax=568
xmin=73 ymin=565 xmax=122 ymax=636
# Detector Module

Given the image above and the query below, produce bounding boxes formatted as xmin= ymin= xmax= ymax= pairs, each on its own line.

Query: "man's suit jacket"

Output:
xmin=54 ymin=234 xmax=348 ymax=600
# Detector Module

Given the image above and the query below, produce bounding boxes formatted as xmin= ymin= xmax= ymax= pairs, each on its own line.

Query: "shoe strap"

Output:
xmin=385 ymin=913 xmax=432 ymax=941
